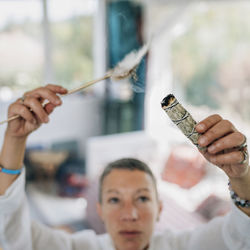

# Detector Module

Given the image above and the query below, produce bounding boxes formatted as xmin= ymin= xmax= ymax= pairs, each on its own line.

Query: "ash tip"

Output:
xmin=161 ymin=94 xmax=176 ymax=107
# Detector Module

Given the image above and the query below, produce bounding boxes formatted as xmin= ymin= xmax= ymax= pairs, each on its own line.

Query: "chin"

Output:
xmin=116 ymin=241 xmax=148 ymax=250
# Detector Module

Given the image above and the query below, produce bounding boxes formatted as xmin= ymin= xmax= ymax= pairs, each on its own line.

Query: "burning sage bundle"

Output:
xmin=161 ymin=94 xmax=206 ymax=151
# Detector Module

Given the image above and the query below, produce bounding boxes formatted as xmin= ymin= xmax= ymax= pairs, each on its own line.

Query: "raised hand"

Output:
xmin=6 ymin=84 xmax=67 ymax=138
xmin=196 ymin=114 xmax=249 ymax=179
xmin=0 ymin=84 xmax=68 ymax=194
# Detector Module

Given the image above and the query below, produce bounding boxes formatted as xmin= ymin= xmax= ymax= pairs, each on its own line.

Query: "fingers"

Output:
xmin=22 ymin=84 xmax=66 ymax=123
xmin=45 ymin=84 xmax=68 ymax=94
xmin=195 ymin=114 xmax=249 ymax=178
xmin=8 ymin=103 xmax=37 ymax=124
xmin=23 ymin=96 xmax=50 ymax=123
xmin=25 ymin=86 xmax=65 ymax=106
xmin=44 ymin=103 xmax=56 ymax=115
xmin=207 ymin=131 xmax=245 ymax=154
xmin=196 ymin=114 xmax=222 ymax=133
xmin=197 ymin=117 xmax=236 ymax=148
xmin=205 ymin=150 xmax=246 ymax=166
xmin=26 ymin=84 xmax=67 ymax=96
xmin=11 ymin=84 xmax=67 ymax=125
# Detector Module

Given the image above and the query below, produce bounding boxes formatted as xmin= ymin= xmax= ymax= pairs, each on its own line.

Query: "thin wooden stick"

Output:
xmin=0 ymin=72 xmax=112 ymax=125
xmin=0 ymin=114 xmax=19 ymax=125
xmin=63 ymin=72 xmax=112 ymax=96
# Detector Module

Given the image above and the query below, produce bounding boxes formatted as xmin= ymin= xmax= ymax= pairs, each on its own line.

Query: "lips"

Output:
xmin=119 ymin=230 xmax=142 ymax=238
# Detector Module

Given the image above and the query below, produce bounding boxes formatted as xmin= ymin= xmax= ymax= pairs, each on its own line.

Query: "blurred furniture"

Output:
xmin=28 ymin=150 xmax=69 ymax=180
xmin=162 ymin=145 xmax=207 ymax=189
xmin=58 ymin=167 xmax=88 ymax=198
xmin=25 ymin=140 xmax=89 ymax=232
xmin=195 ymin=195 xmax=231 ymax=220
xmin=51 ymin=140 xmax=87 ymax=197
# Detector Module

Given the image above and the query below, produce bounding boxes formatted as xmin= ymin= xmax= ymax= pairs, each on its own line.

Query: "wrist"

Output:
xmin=228 ymin=181 xmax=250 ymax=208
xmin=0 ymin=165 xmax=23 ymax=175
xmin=229 ymin=168 xmax=250 ymax=211
xmin=230 ymin=166 xmax=250 ymax=186
xmin=0 ymin=131 xmax=27 ymax=170
xmin=229 ymin=176 xmax=250 ymax=217
xmin=5 ymin=129 xmax=28 ymax=142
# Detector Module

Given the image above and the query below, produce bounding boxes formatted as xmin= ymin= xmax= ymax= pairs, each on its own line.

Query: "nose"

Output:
xmin=120 ymin=202 xmax=138 ymax=221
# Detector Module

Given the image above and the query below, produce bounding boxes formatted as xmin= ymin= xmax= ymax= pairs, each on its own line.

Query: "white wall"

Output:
xmin=86 ymin=131 xmax=159 ymax=180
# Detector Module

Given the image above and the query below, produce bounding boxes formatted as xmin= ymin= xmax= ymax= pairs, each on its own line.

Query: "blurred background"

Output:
xmin=0 ymin=0 xmax=250 ymax=234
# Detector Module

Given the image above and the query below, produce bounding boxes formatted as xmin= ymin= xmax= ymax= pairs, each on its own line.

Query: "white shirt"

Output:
xmin=0 ymin=170 xmax=250 ymax=250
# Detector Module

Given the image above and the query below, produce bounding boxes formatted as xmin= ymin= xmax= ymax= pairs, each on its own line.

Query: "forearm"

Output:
xmin=229 ymin=168 xmax=250 ymax=216
xmin=0 ymin=84 xmax=66 ymax=196
xmin=0 ymin=131 xmax=27 ymax=195
xmin=0 ymin=169 xmax=33 ymax=250
xmin=195 ymin=115 xmax=250 ymax=217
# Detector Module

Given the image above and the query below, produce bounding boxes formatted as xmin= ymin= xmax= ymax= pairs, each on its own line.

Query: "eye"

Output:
xmin=108 ymin=197 xmax=120 ymax=204
xmin=137 ymin=196 xmax=150 ymax=203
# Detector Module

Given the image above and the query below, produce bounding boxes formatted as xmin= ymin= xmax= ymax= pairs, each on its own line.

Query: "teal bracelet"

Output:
xmin=0 ymin=165 xmax=22 ymax=175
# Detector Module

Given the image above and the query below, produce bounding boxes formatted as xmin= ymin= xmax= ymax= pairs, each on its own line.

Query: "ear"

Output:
xmin=157 ymin=200 xmax=163 ymax=221
xmin=96 ymin=202 xmax=103 ymax=221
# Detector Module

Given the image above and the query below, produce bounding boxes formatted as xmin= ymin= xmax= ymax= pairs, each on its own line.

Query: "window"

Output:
xmin=0 ymin=0 xmax=96 ymax=100
xmin=171 ymin=2 xmax=250 ymax=123
xmin=146 ymin=1 xmax=250 ymax=139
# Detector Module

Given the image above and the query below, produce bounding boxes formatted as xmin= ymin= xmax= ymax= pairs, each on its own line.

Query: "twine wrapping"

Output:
xmin=161 ymin=94 xmax=206 ymax=151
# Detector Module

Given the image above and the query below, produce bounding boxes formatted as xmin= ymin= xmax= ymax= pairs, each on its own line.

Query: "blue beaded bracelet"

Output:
xmin=228 ymin=181 xmax=250 ymax=208
xmin=0 ymin=165 xmax=22 ymax=175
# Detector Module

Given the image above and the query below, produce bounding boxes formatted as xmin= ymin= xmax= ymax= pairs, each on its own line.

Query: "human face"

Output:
xmin=97 ymin=169 xmax=162 ymax=250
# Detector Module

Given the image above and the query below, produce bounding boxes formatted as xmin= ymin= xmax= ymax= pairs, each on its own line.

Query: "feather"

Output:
xmin=110 ymin=43 xmax=149 ymax=80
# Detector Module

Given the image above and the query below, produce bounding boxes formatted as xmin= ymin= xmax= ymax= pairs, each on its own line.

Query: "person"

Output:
xmin=0 ymin=84 xmax=250 ymax=250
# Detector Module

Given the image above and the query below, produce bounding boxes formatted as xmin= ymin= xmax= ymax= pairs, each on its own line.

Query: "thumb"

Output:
xmin=44 ymin=103 xmax=56 ymax=115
